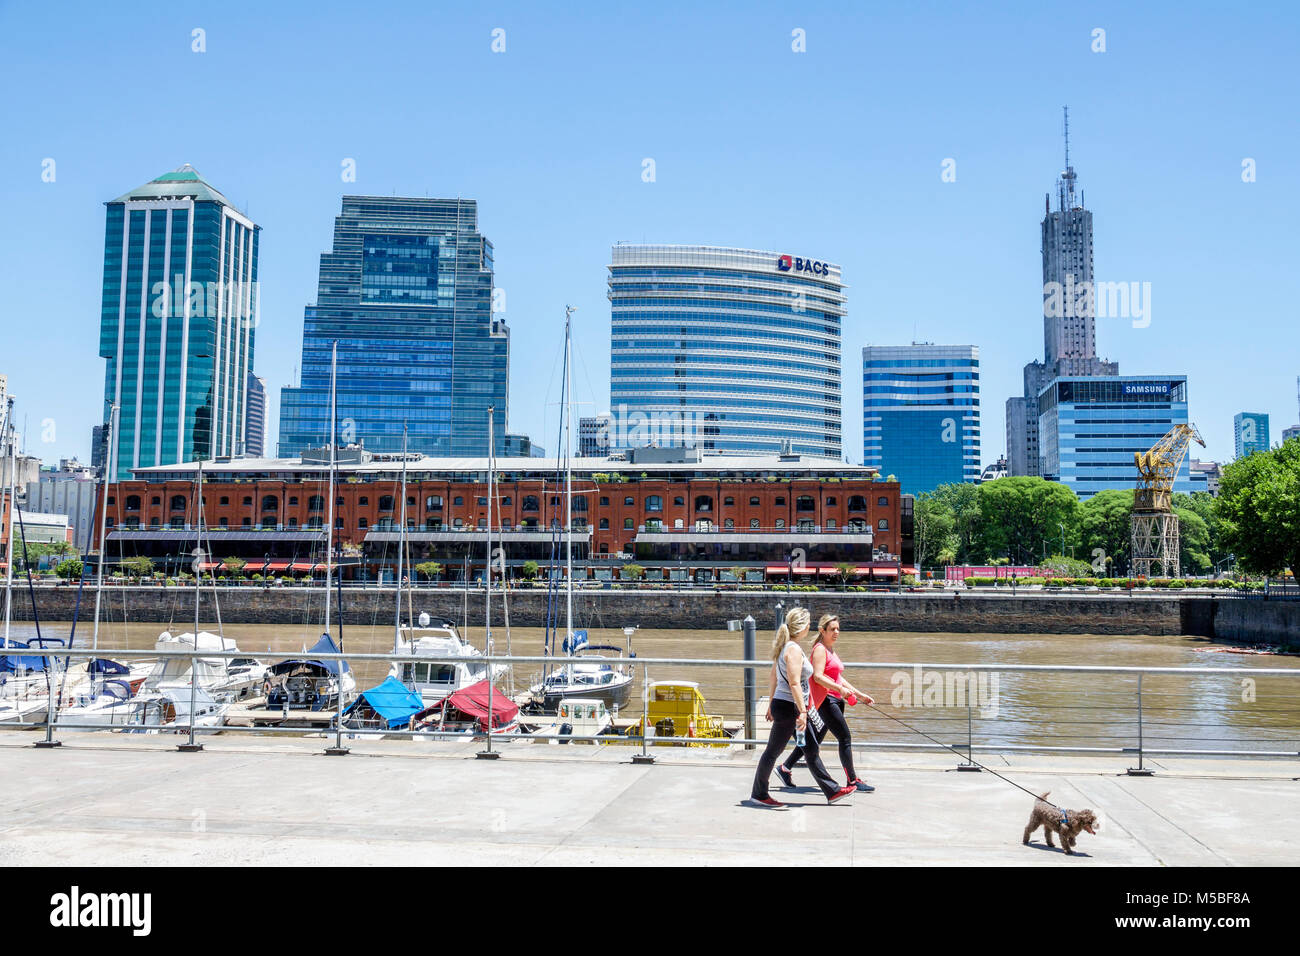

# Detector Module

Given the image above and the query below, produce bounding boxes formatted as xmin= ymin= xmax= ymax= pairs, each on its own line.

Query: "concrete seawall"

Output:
xmin=10 ymin=586 xmax=1295 ymax=642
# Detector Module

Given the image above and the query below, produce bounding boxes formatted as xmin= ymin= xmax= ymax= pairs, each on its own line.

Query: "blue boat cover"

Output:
xmin=0 ymin=641 xmax=49 ymax=673
xmin=269 ymin=633 xmax=351 ymax=677
xmin=89 ymin=658 xmax=130 ymax=676
xmin=308 ymin=633 xmax=350 ymax=675
xmin=344 ymin=676 xmax=424 ymax=728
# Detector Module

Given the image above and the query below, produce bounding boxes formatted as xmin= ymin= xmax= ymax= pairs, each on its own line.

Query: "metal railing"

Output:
xmin=4 ymin=646 xmax=1299 ymax=769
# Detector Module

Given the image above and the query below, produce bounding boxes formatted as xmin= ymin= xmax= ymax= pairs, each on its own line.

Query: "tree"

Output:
xmin=977 ymin=477 xmax=1081 ymax=566
xmin=1174 ymin=507 xmax=1211 ymax=574
xmin=937 ymin=546 xmax=957 ymax=567
xmin=835 ymin=562 xmax=856 ymax=586
xmin=1079 ymin=488 xmax=1134 ymax=575
xmin=120 ymin=556 xmax=154 ymax=579
xmin=519 ymin=560 xmax=539 ymax=580
xmin=222 ymin=557 xmax=247 ymax=578
xmin=621 ymin=563 xmax=646 ymax=581
xmin=56 ymin=558 xmax=84 ymax=580
xmin=1172 ymin=490 xmax=1226 ymax=567
xmin=1216 ymin=441 xmax=1300 ymax=576
xmin=11 ymin=540 xmax=76 ymax=572
xmin=415 ymin=561 xmax=443 ymax=581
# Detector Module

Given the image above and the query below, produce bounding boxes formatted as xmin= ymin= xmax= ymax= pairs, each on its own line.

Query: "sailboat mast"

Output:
xmin=394 ymin=424 xmax=407 ymax=655
xmin=91 ymin=403 xmax=118 ymax=652
xmin=486 ymin=406 xmax=494 ymax=648
xmin=2 ymin=398 xmax=15 ymax=650
xmin=195 ymin=460 xmax=203 ymax=636
xmin=564 ymin=307 xmax=574 ymax=647
xmin=324 ymin=342 xmax=337 ymax=636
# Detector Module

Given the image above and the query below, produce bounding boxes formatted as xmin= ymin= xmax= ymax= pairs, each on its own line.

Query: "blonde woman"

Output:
xmin=778 ymin=614 xmax=875 ymax=792
xmin=750 ymin=607 xmax=856 ymax=808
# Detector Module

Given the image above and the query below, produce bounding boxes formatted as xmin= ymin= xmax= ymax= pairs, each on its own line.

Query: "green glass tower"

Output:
xmin=98 ymin=165 xmax=260 ymax=480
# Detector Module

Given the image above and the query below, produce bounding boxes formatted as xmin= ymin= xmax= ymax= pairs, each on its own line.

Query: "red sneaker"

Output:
xmin=827 ymin=785 xmax=855 ymax=805
xmin=752 ymin=796 xmax=787 ymax=810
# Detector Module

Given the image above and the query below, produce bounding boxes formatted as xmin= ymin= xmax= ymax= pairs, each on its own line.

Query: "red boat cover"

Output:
xmin=446 ymin=680 xmax=518 ymax=727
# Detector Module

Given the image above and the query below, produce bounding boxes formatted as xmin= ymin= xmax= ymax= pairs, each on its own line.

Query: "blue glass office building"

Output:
xmin=1233 ymin=412 xmax=1270 ymax=458
xmin=862 ymin=345 xmax=980 ymax=494
xmin=608 ymin=245 xmax=843 ymax=458
xmin=278 ymin=197 xmax=507 ymax=457
xmin=99 ymin=166 xmax=260 ymax=480
xmin=1038 ymin=375 xmax=1202 ymax=499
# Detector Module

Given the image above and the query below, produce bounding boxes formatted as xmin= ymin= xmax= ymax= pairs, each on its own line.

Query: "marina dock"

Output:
xmin=1 ymin=733 xmax=1294 ymax=866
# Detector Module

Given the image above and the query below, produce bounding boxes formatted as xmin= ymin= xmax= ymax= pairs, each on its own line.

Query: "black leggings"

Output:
xmin=783 ymin=696 xmax=856 ymax=781
xmin=752 ymin=698 xmax=839 ymax=800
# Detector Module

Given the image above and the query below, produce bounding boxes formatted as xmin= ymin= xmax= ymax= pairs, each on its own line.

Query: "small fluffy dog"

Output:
xmin=1022 ymin=792 xmax=1098 ymax=855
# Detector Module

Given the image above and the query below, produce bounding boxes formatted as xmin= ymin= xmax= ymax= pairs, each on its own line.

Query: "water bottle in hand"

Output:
xmin=795 ymin=726 xmax=806 ymax=747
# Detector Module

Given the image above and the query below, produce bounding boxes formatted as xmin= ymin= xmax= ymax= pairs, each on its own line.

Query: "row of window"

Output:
xmin=106 ymin=515 xmax=891 ymax=533
xmin=113 ymin=492 xmax=890 ymax=513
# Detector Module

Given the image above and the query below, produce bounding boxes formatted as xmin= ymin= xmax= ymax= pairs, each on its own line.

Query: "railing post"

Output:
xmin=35 ymin=662 xmax=61 ymax=749
xmin=325 ymin=652 xmax=349 ymax=756
xmin=632 ymin=659 xmax=654 ymax=764
xmin=1127 ymin=673 xmax=1153 ymax=776
xmin=178 ymin=652 xmax=203 ymax=752
xmin=956 ymin=700 xmax=980 ymax=771
xmin=477 ymin=639 xmax=500 ymax=759
xmin=742 ymin=615 xmax=756 ymax=750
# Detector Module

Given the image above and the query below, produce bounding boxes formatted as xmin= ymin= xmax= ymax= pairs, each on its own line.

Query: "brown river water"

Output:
xmin=6 ymin=620 xmax=1299 ymax=753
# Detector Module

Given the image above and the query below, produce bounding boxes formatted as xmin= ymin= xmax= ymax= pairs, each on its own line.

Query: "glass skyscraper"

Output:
xmin=607 ymin=244 xmax=843 ymax=458
xmin=98 ymin=165 xmax=260 ymax=480
xmin=1038 ymin=376 xmax=1202 ymax=499
xmin=862 ymin=344 xmax=980 ymax=494
xmin=1233 ymin=412 xmax=1270 ymax=458
xmin=277 ymin=197 xmax=507 ymax=457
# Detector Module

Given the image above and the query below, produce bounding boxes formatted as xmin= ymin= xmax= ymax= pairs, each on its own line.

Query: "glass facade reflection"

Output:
xmin=277 ymin=197 xmax=507 ymax=457
xmin=608 ymin=245 xmax=843 ymax=458
xmin=98 ymin=165 xmax=259 ymax=480
xmin=862 ymin=345 xmax=980 ymax=494
xmin=1038 ymin=375 xmax=1202 ymax=499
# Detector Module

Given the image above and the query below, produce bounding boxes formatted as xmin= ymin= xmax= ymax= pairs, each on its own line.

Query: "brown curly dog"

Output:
xmin=1022 ymin=792 xmax=1097 ymax=855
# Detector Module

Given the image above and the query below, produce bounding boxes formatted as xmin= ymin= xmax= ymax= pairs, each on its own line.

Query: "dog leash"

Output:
xmin=864 ymin=701 xmax=1063 ymax=811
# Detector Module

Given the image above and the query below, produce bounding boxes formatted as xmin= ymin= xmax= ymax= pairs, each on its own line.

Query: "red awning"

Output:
xmin=902 ymin=566 xmax=918 ymax=575
xmin=290 ymin=562 xmax=317 ymax=572
xmin=262 ymin=560 xmax=292 ymax=571
xmin=870 ymin=567 xmax=899 ymax=577
xmin=199 ymin=561 xmax=222 ymax=571
xmin=443 ymin=680 xmax=518 ymax=729
xmin=817 ymin=567 xmax=843 ymax=576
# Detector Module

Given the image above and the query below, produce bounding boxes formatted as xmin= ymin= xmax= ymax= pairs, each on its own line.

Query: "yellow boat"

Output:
xmin=625 ymin=681 xmax=729 ymax=747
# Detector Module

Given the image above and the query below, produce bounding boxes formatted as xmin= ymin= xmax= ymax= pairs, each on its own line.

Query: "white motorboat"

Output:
xmin=148 ymin=630 xmax=266 ymax=701
xmin=521 ymin=697 xmax=614 ymax=742
xmin=391 ymin=615 xmax=506 ymax=706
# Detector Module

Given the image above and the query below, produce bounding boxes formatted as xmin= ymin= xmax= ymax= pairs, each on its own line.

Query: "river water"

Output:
xmin=6 ymin=620 xmax=1299 ymax=754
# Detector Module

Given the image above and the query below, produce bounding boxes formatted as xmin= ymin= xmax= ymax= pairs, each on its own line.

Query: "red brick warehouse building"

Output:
xmin=94 ymin=447 xmax=912 ymax=583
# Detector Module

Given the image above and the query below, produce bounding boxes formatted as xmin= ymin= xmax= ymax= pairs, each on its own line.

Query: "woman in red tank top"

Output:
xmin=778 ymin=614 xmax=876 ymax=792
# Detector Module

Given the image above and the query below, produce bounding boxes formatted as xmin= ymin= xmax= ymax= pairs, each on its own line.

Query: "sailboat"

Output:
xmin=0 ymin=397 xmax=60 ymax=725
xmin=525 ymin=307 xmax=634 ymax=713
xmin=262 ymin=341 xmax=356 ymax=714
xmin=387 ymin=421 xmax=505 ymax=706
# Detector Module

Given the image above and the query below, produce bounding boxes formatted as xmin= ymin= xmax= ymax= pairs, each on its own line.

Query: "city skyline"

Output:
xmin=3 ymin=3 xmax=1298 ymax=474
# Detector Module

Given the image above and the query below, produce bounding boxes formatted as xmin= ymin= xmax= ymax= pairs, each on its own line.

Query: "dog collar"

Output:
xmin=1061 ymin=811 xmax=1068 ymax=825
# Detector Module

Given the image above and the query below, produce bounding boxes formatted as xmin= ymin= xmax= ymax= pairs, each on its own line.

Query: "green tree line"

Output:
xmin=915 ymin=441 xmax=1300 ymax=578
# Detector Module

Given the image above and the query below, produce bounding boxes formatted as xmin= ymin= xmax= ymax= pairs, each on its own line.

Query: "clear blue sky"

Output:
xmin=2 ymin=0 xmax=1297 ymax=469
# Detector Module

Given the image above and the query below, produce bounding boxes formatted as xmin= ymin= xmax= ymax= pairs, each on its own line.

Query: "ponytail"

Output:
xmin=770 ymin=606 xmax=811 ymax=661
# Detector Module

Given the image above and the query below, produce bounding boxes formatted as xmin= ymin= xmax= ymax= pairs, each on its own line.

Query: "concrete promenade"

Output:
xmin=1 ymin=732 xmax=1294 ymax=866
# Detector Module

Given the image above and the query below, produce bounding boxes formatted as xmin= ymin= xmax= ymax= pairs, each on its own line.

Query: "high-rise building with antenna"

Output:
xmin=1006 ymin=109 xmax=1119 ymax=477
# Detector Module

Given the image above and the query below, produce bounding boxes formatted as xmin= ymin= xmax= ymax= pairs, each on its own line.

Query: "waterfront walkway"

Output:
xmin=1 ymin=733 xmax=1294 ymax=866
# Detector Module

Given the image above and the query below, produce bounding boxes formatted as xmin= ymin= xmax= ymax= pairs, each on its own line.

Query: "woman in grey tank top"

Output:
xmin=750 ymin=607 xmax=853 ymax=807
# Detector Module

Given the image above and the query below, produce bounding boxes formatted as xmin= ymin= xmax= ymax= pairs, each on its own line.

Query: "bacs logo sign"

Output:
xmin=776 ymin=254 xmax=830 ymax=276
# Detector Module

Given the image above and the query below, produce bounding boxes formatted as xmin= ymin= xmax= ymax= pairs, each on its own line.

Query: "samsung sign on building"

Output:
xmin=777 ymin=254 xmax=830 ymax=276
xmin=1124 ymin=383 xmax=1171 ymax=395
